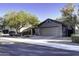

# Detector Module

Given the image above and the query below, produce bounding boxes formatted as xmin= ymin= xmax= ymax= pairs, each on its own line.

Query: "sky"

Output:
xmin=0 ymin=3 xmax=77 ymax=21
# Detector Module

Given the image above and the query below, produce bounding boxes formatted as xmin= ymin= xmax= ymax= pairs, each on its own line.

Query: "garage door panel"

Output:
xmin=40 ymin=28 xmax=54 ymax=36
xmin=40 ymin=27 xmax=62 ymax=37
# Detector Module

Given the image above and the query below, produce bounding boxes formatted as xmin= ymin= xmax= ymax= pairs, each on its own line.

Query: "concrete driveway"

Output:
xmin=0 ymin=36 xmax=79 ymax=56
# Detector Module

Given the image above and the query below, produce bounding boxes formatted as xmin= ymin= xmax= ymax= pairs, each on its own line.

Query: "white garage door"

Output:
xmin=40 ymin=27 xmax=62 ymax=37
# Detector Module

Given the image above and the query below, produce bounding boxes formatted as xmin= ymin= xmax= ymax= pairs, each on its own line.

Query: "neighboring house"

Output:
xmin=19 ymin=25 xmax=32 ymax=33
xmin=22 ymin=18 xmax=74 ymax=37
xmin=75 ymin=24 xmax=79 ymax=34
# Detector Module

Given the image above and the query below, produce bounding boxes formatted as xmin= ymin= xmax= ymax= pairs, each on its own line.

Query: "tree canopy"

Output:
xmin=60 ymin=3 xmax=76 ymax=29
xmin=61 ymin=3 xmax=74 ymax=16
xmin=3 ymin=11 xmax=40 ymax=32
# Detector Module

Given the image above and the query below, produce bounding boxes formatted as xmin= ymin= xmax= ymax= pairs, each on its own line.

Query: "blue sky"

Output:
xmin=0 ymin=3 xmax=77 ymax=21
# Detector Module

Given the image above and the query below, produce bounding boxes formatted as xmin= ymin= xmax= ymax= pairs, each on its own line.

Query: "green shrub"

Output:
xmin=71 ymin=34 xmax=79 ymax=43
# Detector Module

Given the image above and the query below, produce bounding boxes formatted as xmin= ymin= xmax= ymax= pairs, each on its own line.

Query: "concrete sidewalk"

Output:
xmin=0 ymin=37 xmax=79 ymax=52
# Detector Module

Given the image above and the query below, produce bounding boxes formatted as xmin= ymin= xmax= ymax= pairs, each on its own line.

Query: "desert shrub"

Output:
xmin=71 ymin=34 xmax=79 ymax=43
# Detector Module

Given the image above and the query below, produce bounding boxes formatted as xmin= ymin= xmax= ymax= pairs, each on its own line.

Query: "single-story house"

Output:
xmin=22 ymin=18 xmax=74 ymax=37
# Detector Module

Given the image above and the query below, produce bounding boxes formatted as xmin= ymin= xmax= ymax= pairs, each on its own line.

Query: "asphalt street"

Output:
xmin=0 ymin=42 xmax=79 ymax=56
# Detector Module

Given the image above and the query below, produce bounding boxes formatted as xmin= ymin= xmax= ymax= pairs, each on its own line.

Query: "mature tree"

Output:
xmin=61 ymin=3 xmax=74 ymax=16
xmin=60 ymin=3 xmax=76 ymax=29
xmin=3 ymin=11 xmax=40 ymax=32
xmin=0 ymin=17 xmax=4 ymax=30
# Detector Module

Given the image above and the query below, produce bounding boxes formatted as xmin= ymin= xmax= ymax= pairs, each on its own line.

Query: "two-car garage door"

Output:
xmin=39 ymin=27 xmax=62 ymax=37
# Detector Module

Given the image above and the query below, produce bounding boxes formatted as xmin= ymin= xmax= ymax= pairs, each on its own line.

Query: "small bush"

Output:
xmin=71 ymin=34 xmax=79 ymax=43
